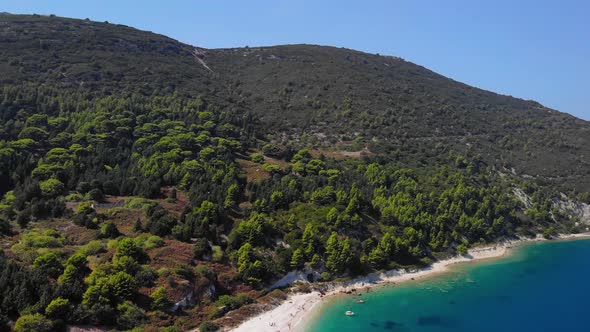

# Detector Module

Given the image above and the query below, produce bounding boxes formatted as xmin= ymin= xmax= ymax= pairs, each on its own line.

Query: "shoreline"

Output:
xmin=228 ymin=233 xmax=590 ymax=332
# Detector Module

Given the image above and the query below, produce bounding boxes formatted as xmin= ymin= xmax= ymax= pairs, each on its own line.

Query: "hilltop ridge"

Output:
xmin=1 ymin=14 xmax=588 ymax=190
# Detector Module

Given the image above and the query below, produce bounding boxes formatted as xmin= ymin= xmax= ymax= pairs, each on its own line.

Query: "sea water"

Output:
xmin=307 ymin=239 xmax=590 ymax=332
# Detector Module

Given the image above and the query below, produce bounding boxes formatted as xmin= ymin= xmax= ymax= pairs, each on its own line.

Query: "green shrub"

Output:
xmin=194 ymin=265 xmax=216 ymax=280
xmin=157 ymin=267 xmax=170 ymax=277
xmin=22 ymin=229 xmax=66 ymax=248
xmin=250 ymin=153 xmax=264 ymax=163
xmin=215 ymin=294 xmax=252 ymax=311
xmin=14 ymin=313 xmax=52 ymax=332
xmin=161 ymin=327 xmax=182 ymax=332
xmin=133 ymin=234 xmax=165 ymax=249
xmin=124 ymin=197 xmax=155 ymax=209
xmin=65 ymin=193 xmax=83 ymax=202
xmin=175 ymin=264 xmax=194 ymax=280
xmin=543 ymin=226 xmax=557 ymax=239
xmin=77 ymin=201 xmax=95 ymax=215
xmin=199 ymin=321 xmax=219 ymax=332
xmin=76 ymin=240 xmax=106 ymax=256
xmin=261 ymin=143 xmax=284 ymax=157
xmin=456 ymin=244 xmax=468 ymax=255
xmin=12 ymin=229 xmax=67 ymax=262
xmin=144 ymin=235 xmax=165 ymax=249
xmin=262 ymin=163 xmax=281 ymax=173
xmin=211 ymin=245 xmax=224 ymax=262
xmin=135 ymin=267 xmax=157 ymax=287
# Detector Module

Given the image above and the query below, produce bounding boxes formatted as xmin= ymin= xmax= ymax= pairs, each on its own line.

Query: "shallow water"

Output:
xmin=307 ymin=239 xmax=590 ymax=332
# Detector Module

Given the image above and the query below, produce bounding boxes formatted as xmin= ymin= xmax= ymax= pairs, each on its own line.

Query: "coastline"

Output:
xmin=228 ymin=233 xmax=590 ymax=332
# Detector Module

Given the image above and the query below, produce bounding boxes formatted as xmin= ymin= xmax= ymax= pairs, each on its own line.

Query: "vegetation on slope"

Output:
xmin=0 ymin=13 xmax=588 ymax=331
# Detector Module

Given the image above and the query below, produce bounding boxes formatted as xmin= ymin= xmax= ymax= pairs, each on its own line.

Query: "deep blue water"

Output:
xmin=307 ymin=239 xmax=590 ymax=332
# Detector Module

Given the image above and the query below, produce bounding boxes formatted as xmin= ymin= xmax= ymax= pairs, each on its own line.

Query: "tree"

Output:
xmin=368 ymin=247 xmax=386 ymax=267
xmin=235 ymin=243 xmax=266 ymax=285
xmin=311 ymin=186 xmax=336 ymax=205
xmin=39 ymin=178 xmax=64 ymax=197
xmin=87 ymin=188 xmax=104 ymax=202
xmin=229 ymin=213 xmax=266 ymax=249
xmin=77 ymin=201 xmax=95 ymax=215
xmin=457 ymin=244 xmax=468 ymax=255
xmin=364 ymin=163 xmax=387 ymax=186
xmin=33 ymin=252 xmax=63 ymax=278
xmin=109 ymin=271 xmax=136 ymax=300
xmin=326 ymin=207 xmax=338 ymax=225
xmin=345 ymin=193 xmax=360 ymax=215
xmin=250 ymin=153 xmax=264 ymax=163
xmin=87 ymin=303 xmax=115 ymax=325
xmin=14 ymin=313 xmax=52 ymax=332
xmin=16 ymin=209 xmax=31 ymax=229
xmin=100 ymin=222 xmax=120 ymax=238
xmin=261 ymin=143 xmax=282 ymax=157
xmin=151 ymin=286 xmax=170 ymax=310
xmin=18 ymin=127 xmax=49 ymax=141
xmin=301 ymin=224 xmax=318 ymax=257
xmin=325 ymin=233 xmax=353 ymax=274
xmin=290 ymin=248 xmax=305 ymax=269
xmin=45 ymin=297 xmax=71 ymax=319
xmin=82 ymin=272 xmax=136 ymax=307
xmin=237 ymin=243 xmax=253 ymax=275
xmin=58 ymin=253 xmax=89 ymax=284
xmin=325 ymin=233 xmax=341 ymax=273
xmin=270 ymin=191 xmax=285 ymax=209
xmin=224 ymin=183 xmax=239 ymax=209
xmin=116 ymin=301 xmax=146 ymax=329
xmin=543 ymin=226 xmax=557 ymax=239
xmin=0 ymin=218 xmax=12 ymax=235
xmin=369 ymin=233 xmax=397 ymax=268
xmin=115 ymin=237 xmax=144 ymax=262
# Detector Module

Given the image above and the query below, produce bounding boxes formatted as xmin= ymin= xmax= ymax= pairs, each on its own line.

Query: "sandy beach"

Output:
xmin=229 ymin=233 xmax=590 ymax=332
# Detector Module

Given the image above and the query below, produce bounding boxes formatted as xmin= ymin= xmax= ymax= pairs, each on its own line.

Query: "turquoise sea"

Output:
xmin=307 ymin=239 xmax=590 ymax=332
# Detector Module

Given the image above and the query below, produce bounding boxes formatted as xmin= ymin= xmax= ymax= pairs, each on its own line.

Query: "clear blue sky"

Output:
xmin=2 ymin=0 xmax=589 ymax=120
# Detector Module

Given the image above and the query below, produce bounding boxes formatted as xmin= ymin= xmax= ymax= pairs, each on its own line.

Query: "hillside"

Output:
xmin=0 ymin=13 xmax=589 ymax=331
xmin=207 ymin=45 xmax=590 ymax=188
xmin=2 ymin=14 xmax=589 ymax=191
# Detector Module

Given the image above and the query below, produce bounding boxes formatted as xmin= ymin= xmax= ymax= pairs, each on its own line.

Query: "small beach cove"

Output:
xmin=229 ymin=234 xmax=590 ymax=332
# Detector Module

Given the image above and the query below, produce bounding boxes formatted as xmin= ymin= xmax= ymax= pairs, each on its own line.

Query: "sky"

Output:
xmin=1 ymin=0 xmax=589 ymax=120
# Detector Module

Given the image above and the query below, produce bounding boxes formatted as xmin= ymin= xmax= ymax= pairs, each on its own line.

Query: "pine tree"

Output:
xmin=290 ymin=248 xmax=305 ymax=269
xmin=325 ymin=232 xmax=340 ymax=274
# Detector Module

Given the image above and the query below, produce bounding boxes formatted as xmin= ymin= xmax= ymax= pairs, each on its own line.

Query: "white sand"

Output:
xmin=228 ymin=234 xmax=590 ymax=332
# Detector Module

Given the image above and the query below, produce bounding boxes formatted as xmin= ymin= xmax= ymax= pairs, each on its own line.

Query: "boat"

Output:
xmin=355 ymin=299 xmax=365 ymax=303
xmin=345 ymin=310 xmax=355 ymax=316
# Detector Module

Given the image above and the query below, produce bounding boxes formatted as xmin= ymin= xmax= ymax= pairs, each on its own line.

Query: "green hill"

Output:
xmin=0 ymin=13 xmax=588 ymax=331
xmin=2 ymin=14 xmax=589 ymax=190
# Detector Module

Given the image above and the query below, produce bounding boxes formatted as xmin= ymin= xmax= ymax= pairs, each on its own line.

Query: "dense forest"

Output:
xmin=0 ymin=13 xmax=589 ymax=332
